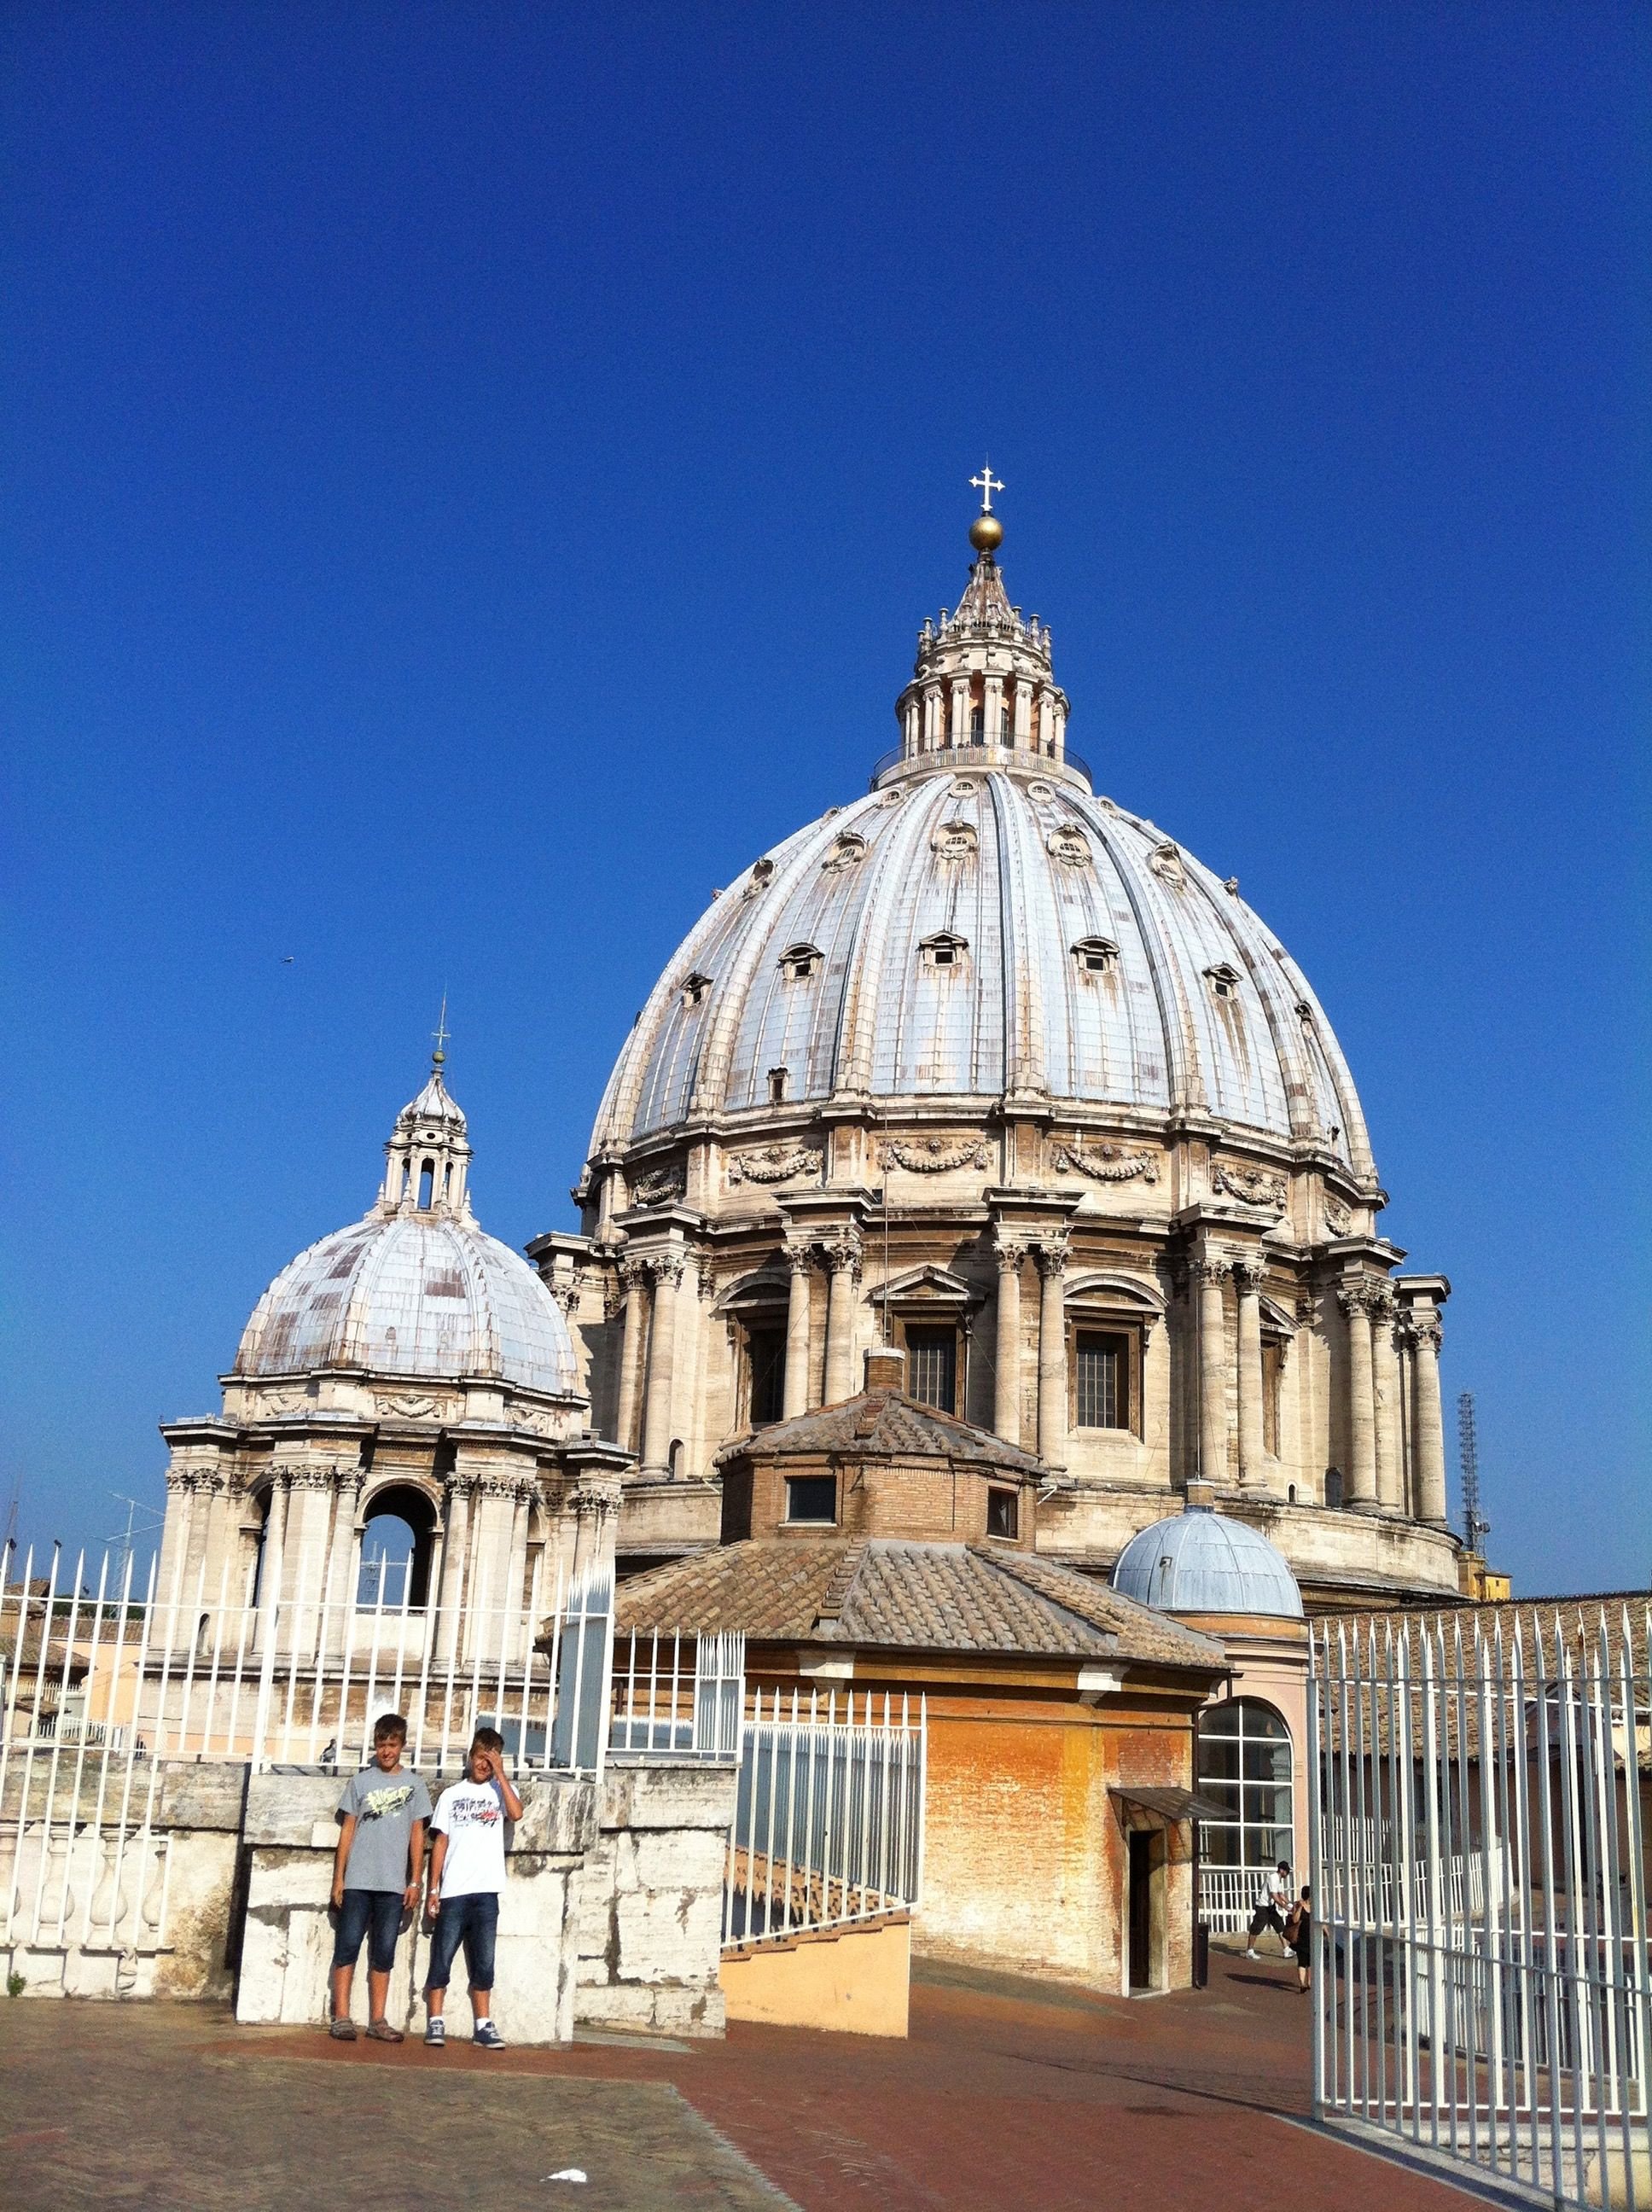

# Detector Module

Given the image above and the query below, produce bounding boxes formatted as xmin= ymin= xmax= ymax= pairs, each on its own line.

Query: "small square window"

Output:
xmin=785 ymin=1475 xmax=837 ymax=1525
xmin=767 ymin=1067 xmax=789 ymax=1103
xmin=986 ymin=1487 xmax=1019 ymax=1540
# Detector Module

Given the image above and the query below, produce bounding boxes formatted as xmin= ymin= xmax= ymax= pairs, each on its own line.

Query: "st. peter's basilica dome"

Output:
xmin=557 ymin=486 xmax=1458 ymax=1606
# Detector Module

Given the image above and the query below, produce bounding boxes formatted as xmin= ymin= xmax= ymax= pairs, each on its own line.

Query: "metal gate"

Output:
xmin=1311 ymin=1606 xmax=1651 ymax=2209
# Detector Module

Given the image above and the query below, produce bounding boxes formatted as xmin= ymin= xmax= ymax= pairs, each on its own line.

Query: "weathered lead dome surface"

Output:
xmin=591 ymin=771 xmax=1372 ymax=1170
xmin=1110 ymin=1504 xmax=1304 ymax=1619
xmin=235 ymin=1064 xmax=578 ymax=1396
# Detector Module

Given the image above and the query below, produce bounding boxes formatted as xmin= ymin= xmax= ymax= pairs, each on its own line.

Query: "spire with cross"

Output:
xmin=432 ymin=992 xmax=451 ymax=1069
xmin=969 ymin=463 xmax=1004 ymax=514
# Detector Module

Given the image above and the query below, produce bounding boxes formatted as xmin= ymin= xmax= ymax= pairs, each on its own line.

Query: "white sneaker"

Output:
xmin=1245 ymin=1947 xmax=1259 ymax=1959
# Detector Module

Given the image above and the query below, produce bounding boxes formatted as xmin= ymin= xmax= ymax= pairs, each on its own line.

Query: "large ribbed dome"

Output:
xmin=1111 ymin=1503 xmax=1304 ymax=1619
xmin=236 ymin=1063 xmax=577 ymax=1397
xmin=592 ymin=769 xmax=1371 ymax=1171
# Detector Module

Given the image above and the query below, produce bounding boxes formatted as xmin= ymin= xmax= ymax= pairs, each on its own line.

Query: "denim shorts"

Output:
xmin=424 ymin=1890 xmax=498 ymax=1994
xmin=332 ymin=1887 xmax=405 ymax=1974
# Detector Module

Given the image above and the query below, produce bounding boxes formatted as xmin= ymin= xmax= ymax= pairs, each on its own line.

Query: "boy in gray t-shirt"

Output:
xmin=328 ymin=1714 xmax=432 ymax=2041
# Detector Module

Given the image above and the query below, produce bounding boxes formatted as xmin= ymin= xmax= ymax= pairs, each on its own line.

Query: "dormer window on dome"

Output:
xmin=778 ymin=943 xmax=822 ymax=982
xmin=1205 ymin=963 xmax=1242 ymax=1002
xmin=1072 ymin=935 xmax=1120 ymax=975
xmin=920 ymin=931 xmax=969 ymax=970
xmin=822 ymin=832 xmax=866 ymax=873
xmin=681 ymin=971 xmax=712 ymax=1010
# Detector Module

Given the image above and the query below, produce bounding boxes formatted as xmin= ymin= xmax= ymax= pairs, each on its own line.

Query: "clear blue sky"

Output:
xmin=3 ymin=4 xmax=1645 ymax=1594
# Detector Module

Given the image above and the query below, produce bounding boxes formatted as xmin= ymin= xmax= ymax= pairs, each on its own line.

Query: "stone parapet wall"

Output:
xmin=573 ymin=1760 xmax=738 ymax=2038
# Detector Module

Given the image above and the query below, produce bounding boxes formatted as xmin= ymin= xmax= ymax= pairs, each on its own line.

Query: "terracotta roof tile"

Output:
xmin=717 ymin=1390 xmax=1044 ymax=1476
xmin=616 ymin=1539 xmax=1226 ymax=1672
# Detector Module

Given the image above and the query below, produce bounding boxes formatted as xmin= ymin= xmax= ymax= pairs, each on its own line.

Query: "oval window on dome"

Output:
xmin=1047 ymin=824 xmax=1091 ymax=868
xmin=1148 ymin=840 xmax=1185 ymax=887
xmin=932 ymin=820 xmax=978 ymax=861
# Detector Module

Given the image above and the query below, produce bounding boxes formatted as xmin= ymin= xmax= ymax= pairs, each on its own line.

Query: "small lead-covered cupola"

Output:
xmin=891 ymin=467 xmax=1071 ymax=776
xmin=380 ymin=1021 xmax=474 ymax=1214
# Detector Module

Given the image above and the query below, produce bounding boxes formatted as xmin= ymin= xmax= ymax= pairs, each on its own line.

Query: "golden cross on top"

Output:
xmin=969 ymin=463 xmax=1004 ymax=514
xmin=432 ymin=992 xmax=451 ymax=1063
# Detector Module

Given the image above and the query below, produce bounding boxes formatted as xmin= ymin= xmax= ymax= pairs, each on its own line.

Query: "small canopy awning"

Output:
xmin=1110 ymin=1785 xmax=1227 ymax=1825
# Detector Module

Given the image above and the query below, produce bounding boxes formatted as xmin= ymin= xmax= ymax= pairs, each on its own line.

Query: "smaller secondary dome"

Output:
xmin=233 ymin=1059 xmax=577 ymax=1397
xmin=1111 ymin=1501 xmax=1303 ymax=1620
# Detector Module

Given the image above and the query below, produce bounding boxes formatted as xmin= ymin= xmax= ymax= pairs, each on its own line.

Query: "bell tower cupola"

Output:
xmin=887 ymin=464 xmax=1073 ymax=785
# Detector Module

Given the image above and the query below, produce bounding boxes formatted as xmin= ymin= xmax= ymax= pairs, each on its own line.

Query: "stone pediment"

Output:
xmin=870 ymin=1264 xmax=974 ymax=1308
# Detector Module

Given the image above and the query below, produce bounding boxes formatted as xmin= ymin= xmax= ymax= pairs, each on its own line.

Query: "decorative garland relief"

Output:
xmin=727 ymin=1144 xmax=823 ymax=1186
xmin=1050 ymin=1141 xmax=1160 ymax=1184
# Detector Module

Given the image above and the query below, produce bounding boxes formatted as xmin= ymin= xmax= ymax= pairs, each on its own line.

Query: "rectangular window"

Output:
xmin=986 ymin=1487 xmax=1019 ymax=1540
xmin=747 ymin=1326 xmax=786 ymax=1429
xmin=905 ymin=1324 xmax=957 ymax=1414
xmin=784 ymin=1475 xmax=837 ymax=1525
xmin=1075 ymin=1330 xmax=1130 ymax=1429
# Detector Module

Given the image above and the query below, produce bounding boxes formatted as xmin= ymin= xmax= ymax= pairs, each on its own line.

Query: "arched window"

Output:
xmin=1196 ymin=1698 xmax=1294 ymax=1876
xmin=357 ymin=1484 xmax=439 ymax=1610
xmin=417 ymin=1159 xmax=435 ymax=1208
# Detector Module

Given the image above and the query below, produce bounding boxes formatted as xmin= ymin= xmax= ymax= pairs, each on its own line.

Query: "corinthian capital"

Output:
xmin=1230 ymin=1257 xmax=1265 ymax=1293
xmin=1337 ymin=1282 xmax=1381 ymax=1322
xmin=1191 ymin=1256 xmax=1230 ymax=1289
xmin=1032 ymin=1231 xmax=1069 ymax=1278
xmin=822 ymin=1229 xmax=862 ymax=1278
xmin=783 ymin=1234 xmax=816 ymax=1275
xmin=992 ymin=1231 xmax=1029 ymax=1272
xmin=617 ymin=1254 xmax=650 ymax=1292
xmin=649 ymin=1251 xmax=687 ymax=1289
xmin=1403 ymin=1312 xmax=1443 ymax=1353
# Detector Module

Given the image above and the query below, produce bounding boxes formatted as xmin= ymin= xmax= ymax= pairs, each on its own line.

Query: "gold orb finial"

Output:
xmin=968 ymin=461 xmax=1005 ymax=555
xmin=969 ymin=510 xmax=1003 ymax=554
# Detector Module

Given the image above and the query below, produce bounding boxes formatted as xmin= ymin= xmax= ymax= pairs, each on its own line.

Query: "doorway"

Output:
xmin=1128 ymin=1831 xmax=1153 ymax=1991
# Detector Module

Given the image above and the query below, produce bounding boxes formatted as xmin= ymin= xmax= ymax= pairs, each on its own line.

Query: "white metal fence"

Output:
xmin=1312 ymin=1607 xmax=1652 ymax=2210
xmin=723 ymin=1688 xmax=926 ymax=1951
xmin=0 ymin=1541 xmax=737 ymax=1966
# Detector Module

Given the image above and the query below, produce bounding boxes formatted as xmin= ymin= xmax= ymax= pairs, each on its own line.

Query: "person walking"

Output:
xmin=1245 ymin=1860 xmax=1291 ymax=1959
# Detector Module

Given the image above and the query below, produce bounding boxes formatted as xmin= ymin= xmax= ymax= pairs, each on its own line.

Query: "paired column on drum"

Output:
xmin=1194 ymin=1260 xmax=1230 ymax=1484
xmin=992 ymin=1233 xmax=1027 ymax=1446
xmin=638 ymin=1252 xmax=686 ymax=1475
xmin=1370 ymin=1287 xmax=1404 ymax=1511
xmin=1394 ymin=1276 xmax=1451 ymax=1527
xmin=822 ymin=1229 xmax=863 ymax=1405
xmin=1232 ymin=1260 xmax=1265 ymax=1484
xmin=1033 ymin=1233 xmax=1068 ymax=1468
xmin=782 ymin=1236 xmax=814 ymax=1417
xmin=1337 ymin=1284 xmax=1381 ymax=1509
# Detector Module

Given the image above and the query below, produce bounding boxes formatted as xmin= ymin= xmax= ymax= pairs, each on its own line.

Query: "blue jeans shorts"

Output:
xmin=332 ymin=1887 xmax=404 ymax=1974
xmin=424 ymin=1891 xmax=498 ymax=1994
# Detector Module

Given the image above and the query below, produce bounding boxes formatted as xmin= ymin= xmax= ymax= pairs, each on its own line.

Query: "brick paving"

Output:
xmin=0 ymin=1949 xmax=1473 ymax=2212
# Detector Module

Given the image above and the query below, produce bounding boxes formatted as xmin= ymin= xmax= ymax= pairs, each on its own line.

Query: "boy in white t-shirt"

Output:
xmin=422 ymin=1727 xmax=522 ymax=2049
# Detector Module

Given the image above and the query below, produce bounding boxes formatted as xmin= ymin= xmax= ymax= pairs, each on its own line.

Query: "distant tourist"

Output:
xmin=1285 ymin=1885 xmax=1312 ymax=1993
xmin=1244 ymin=1860 xmax=1292 ymax=1959
xmin=328 ymin=1712 xmax=431 ymax=2041
xmin=422 ymin=1726 xmax=522 ymax=2049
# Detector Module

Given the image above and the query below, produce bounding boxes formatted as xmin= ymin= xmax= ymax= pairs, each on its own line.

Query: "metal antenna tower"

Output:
xmin=1457 ymin=1391 xmax=1491 ymax=1553
xmin=105 ymin=1491 xmax=164 ymax=1589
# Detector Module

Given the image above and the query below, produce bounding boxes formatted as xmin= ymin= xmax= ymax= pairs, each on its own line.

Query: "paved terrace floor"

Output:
xmin=0 ymin=1949 xmax=1474 ymax=2212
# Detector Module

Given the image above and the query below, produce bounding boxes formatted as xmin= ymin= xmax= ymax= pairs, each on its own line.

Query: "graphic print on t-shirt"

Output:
xmin=362 ymin=1784 xmax=416 ymax=1820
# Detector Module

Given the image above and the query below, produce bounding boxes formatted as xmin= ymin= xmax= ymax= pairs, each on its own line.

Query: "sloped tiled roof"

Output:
xmin=717 ymin=1389 xmax=1044 ymax=1475
xmin=616 ymin=1538 xmax=1226 ymax=1672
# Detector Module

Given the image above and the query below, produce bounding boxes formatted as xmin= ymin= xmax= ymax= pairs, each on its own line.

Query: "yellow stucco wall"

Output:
xmin=720 ymin=1916 xmax=910 ymax=2038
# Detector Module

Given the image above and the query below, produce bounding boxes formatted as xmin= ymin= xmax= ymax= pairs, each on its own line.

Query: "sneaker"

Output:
xmin=424 ymin=2017 xmax=445 ymax=2049
xmin=1245 ymin=1948 xmax=1259 ymax=1959
xmin=473 ymin=2019 xmax=506 ymax=2050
